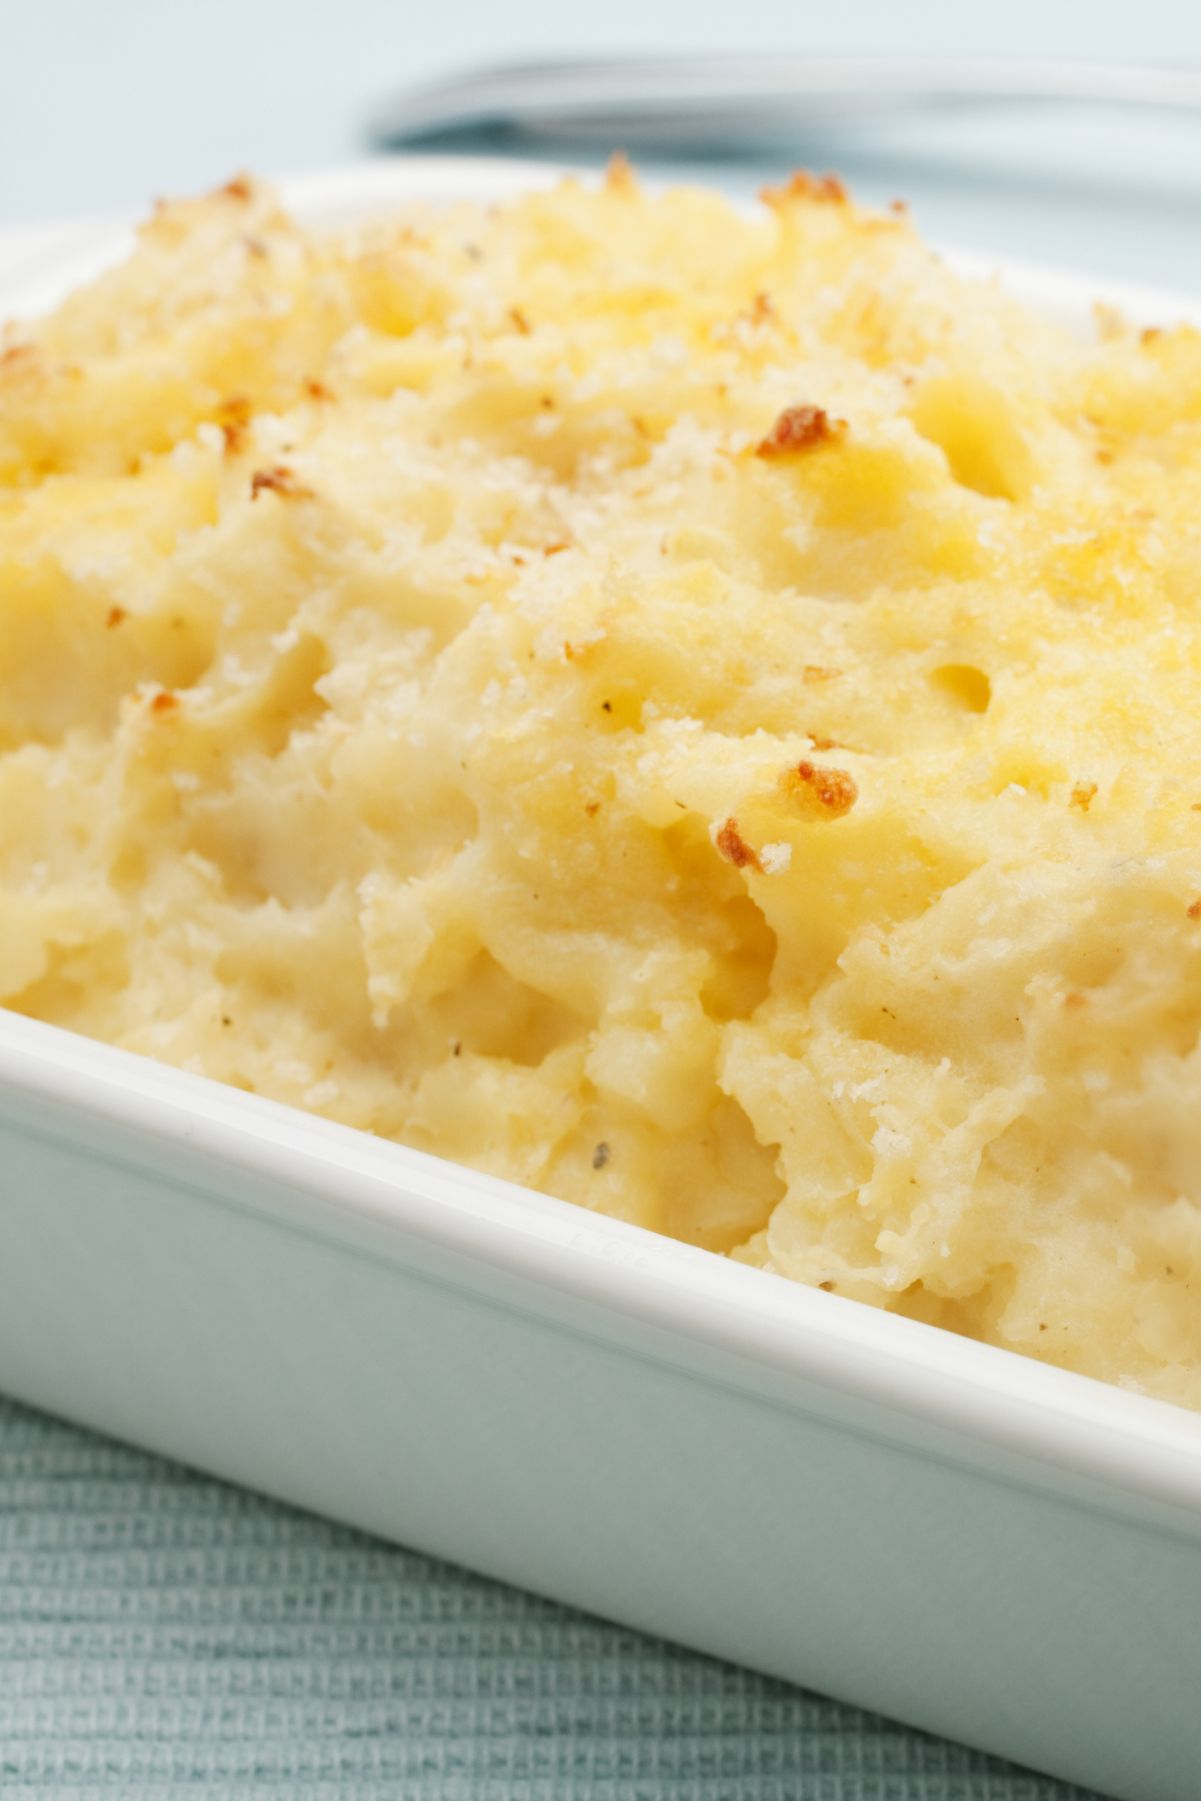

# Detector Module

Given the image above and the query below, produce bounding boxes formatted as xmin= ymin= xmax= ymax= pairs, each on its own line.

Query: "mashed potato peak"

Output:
xmin=3 ymin=168 xmax=1201 ymax=1405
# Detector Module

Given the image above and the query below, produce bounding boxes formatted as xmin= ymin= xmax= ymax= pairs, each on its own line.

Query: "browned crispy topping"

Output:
xmin=1063 ymin=991 xmax=1088 ymax=1010
xmin=218 ymin=395 xmax=251 ymax=455
xmin=242 ymin=235 xmax=268 ymax=260
xmin=803 ymin=664 xmax=841 ymax=684
xmin=584 ymin=800 xmax=600 ymax=817
xmin=750 ymin=291 xmax=777 ymax=324
xmin=1141 ymin=326 xmax=1162 ymax=347
xmin=150 ymin=690 xmax=177 ymax=714
xmin=250 ymin=464 xmax=312 ymax=500
xmin=818 ymin=1280 xmax=836 ymax=1292
xmin=715 ymin=818 xmax=762 ymax=872
xmin=592 ymin=1141 xmax=611 ymax=1169
xmin=783 ymin=760 xmax=858 ymax=818
xmin=508 ymin=306 xmax=531 ymax=335
xmin=1070 ymin=780 xmax=1098 ymax=813
xmin=304 ymin=378 xmax=333 ymax=402
xmin=756 ymin=404 xmax=846 ymax=459
xmin=761 ymin=170 xmax=848 ymax=208
xmin=105 ymin=606 xmax=127 ymax=629
xmin=543 ymin=540 xmax=570 ymax=556
xmin=808 ymin=733 xmax=839 ymax=752
xmin=218 ymin=175 xmax=254 ymax=202
xmin=0 ymin=342 xmax=34 ymax=369
xmin=1188 ymin=899 xmax=1201 ymax=921
xmin=605 ymin=151 xmax=636 ymax=192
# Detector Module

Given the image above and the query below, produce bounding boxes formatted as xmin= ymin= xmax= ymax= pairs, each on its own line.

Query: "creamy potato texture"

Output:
xmin=3 ymin=169 xmax=1201 ymax=1405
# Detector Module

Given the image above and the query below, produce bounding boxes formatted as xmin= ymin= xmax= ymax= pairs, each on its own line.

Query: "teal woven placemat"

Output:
xmin=0 ymin=1394 xmax=1102 ymax=1800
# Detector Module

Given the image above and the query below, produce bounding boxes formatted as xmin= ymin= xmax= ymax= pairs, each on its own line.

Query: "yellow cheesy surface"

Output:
xmin=4 ymin=168 xmax=1201 ymax=1405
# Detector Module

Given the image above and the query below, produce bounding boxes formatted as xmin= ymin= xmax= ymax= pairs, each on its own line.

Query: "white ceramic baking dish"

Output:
xmin=2 ymin=157 xmax=1200 ymax=1801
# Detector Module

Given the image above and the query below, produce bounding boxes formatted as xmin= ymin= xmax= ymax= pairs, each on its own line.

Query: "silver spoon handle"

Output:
xmin=370 ymin=55 xmax=1201 ymax=147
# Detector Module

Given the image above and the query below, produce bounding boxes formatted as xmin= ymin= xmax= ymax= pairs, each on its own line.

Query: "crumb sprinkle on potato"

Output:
xmin=3 ymin=167 xmax=1201 ymax=1407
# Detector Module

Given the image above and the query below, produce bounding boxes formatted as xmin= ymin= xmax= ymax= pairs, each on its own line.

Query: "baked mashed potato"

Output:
xmin=3 ymin=167 xmax=1201 ymax=1406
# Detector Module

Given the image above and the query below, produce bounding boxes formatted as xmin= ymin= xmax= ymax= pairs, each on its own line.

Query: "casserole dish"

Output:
xmin=2 ymin=156 xmax=1200 ymax=1801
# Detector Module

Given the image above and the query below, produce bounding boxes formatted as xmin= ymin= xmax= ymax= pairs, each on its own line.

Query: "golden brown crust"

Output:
xmin=756 ymin=404 xmax=846 ymax=459
xmin=783 ymin=760 xmax=858 ymax=818
xmin=715 ymin=817 xmax=762 ymax=871
xmin=217 ymin=175 xmax=254 ymax=203
xmin=218 ymin=395 xmax=251 ymax=455
xmin=760 ymin=170 xmax=849 ymax=208
xmin=250 ymin=464 xmax=312 ymax=500
xmin=1070 ymin=780 xmax=1098 ymax=812
xmin=604 ymin=151 xmax=636 ymax=193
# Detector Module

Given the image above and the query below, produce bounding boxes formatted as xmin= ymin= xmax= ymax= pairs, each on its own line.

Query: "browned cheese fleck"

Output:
xmin=783 ymin=760 xmax=858 ymax=819
xmin=715 ymin=818 xmax=762 ymax=871
xmin=756 ymin=404 xmax=847 ymax=459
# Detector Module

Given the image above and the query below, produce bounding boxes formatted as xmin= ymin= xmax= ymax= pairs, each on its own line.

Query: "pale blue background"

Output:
xmin=0 ymin=2 xmax=1198 ymax=1794
xmin=2 ymin=0 xmax=1200 ymax=286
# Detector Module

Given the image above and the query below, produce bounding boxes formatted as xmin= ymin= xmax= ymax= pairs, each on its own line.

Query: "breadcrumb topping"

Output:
xmin=4 ymin=167 xmax=1201 ymax=1409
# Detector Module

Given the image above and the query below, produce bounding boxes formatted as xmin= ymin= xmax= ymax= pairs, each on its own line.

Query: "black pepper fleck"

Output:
xmin=592 ymin=1142 xmax=610 ymax=1170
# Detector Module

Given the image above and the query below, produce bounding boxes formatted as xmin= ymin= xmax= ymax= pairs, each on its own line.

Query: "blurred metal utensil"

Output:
xmin=369 ymin=54 xmax=1201 ymax=150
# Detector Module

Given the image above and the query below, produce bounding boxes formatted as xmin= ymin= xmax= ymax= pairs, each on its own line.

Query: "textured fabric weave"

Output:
xmin=0 ymin=1395 xmax=1102 ymax=1800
